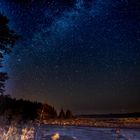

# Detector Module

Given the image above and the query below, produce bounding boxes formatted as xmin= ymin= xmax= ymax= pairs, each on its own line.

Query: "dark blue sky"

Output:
xmin=0 ymin=0 xmax=140 ymax=114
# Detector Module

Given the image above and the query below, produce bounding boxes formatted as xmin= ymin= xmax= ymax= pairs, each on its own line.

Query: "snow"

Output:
xmin=35 ymin=125 xmax=140 ymax=140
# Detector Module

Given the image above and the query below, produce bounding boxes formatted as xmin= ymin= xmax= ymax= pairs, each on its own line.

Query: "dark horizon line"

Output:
xmin=76 ymin=112 xmax=140 ymax=118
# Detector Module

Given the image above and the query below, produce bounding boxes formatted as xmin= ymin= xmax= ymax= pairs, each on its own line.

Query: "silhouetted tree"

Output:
xmin=65 ymin=109 xmax=73 ymax=118
xmin=58 ymin=109 xmax=65 ymax=118
xmin=0 ymin=14 xmax=18 ymax=94
xmin=0 ymin=73 xmax=8 ymax=93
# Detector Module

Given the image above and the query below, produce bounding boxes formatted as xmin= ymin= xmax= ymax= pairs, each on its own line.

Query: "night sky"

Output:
xmin=0 ymin=0 xmax=140 ymax=114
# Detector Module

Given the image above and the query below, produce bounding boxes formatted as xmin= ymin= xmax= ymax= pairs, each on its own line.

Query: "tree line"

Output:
xmin=0 ymin=94 xmax=73 ymax=122
xmin=0 ymin=94 xmax=57 ymax=122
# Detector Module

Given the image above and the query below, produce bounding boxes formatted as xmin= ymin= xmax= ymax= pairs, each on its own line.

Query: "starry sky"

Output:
xmin=0 ymin=0 xmax=140 ymax=114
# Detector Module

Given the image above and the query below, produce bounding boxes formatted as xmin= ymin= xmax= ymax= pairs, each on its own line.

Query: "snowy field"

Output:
xmin=35 ymin=125 xmax=140 ymax=140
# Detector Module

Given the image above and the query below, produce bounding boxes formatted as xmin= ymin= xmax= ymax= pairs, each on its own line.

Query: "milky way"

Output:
xmin=0 ymin=0 xmax=140 ymax=114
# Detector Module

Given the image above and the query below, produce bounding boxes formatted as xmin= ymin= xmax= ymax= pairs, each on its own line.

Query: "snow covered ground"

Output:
xmin=35 ymin=125 xmax=140 ymax=140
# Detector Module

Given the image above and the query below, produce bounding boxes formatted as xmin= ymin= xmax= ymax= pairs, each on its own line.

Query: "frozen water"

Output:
xmin=35 ymin=125 xmax=140 ymax=140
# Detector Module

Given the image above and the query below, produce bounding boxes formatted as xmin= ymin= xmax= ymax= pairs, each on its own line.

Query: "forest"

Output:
xmin=0 ymin=94 xmax=57 ymax=122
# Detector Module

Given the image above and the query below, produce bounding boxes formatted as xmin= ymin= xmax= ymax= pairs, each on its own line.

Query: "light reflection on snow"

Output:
xmin=51 ymin=132 xmax=60 ymax=140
